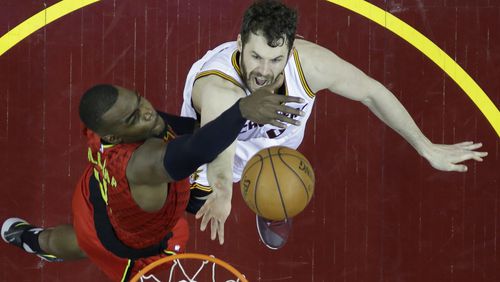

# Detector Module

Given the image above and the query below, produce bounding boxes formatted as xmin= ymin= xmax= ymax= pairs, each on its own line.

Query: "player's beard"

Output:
xmin=240 ymin=53 xmax=276 ymax=92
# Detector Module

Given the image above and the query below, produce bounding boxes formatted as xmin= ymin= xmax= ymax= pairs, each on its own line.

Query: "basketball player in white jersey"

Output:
xmin=181 ymin=0 xmax=488 ymax=249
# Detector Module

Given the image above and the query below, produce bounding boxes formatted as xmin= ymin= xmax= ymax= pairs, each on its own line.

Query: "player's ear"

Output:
xmin=237 ymin=34 xmax=242 ymax=52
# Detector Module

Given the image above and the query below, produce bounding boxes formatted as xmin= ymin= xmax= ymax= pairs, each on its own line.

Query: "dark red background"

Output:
xmin=0 ymin=0 xmax=498 ymax=281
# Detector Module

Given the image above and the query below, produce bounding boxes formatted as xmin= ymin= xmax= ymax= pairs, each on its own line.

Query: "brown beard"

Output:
xmin=239 ymin=52 xmax=275 ymax=91
xmin=239 ymin=45 xmax=290 ymax=91
xmin=239 ymin=51 xmax=252 ymax=90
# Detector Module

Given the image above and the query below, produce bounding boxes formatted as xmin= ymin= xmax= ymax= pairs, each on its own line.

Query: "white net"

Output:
xmin=135 ymin=254 xmax=246 ymax=282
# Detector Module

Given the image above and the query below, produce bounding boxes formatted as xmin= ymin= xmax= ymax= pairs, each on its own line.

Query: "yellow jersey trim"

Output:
xmin=292 ymin=49 xmax=315 ymax=98
xmin=231 ymin=50 xmax=242 ymax=77
xmin=195 ymin=70 xmax=244 ymax=90
xmin=190 ymin=183 xmax=212 ymax=192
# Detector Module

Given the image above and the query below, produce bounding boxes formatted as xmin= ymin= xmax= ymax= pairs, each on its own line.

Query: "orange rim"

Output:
xmin=130 ymin=253 xmax=248 ymax=282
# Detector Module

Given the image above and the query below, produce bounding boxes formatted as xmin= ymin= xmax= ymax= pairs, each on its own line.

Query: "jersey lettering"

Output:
xmin=88 ymin=147 xmax=117 ymax=205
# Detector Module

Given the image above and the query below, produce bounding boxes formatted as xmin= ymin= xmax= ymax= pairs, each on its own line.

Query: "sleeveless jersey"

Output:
xmin=180 ymin=41 xmax=316 ymax=186
xmin=85 ymin=122 xmax=190 ymax=249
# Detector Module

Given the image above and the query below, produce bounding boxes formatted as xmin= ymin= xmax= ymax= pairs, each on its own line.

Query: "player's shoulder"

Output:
xmin=293 ymin=38 xmax=318 ymax=50
xmin=194 ymin=71 xmax=245 ymax=96
xmin=292 ymin=39 xmax=343 ymax=92
xmin=293 ymin=39 xmax=336 ymax=62
xmin=192 ymin=72 xmax=245 ymax=111
xmin=198 ymin=41 xmax=238 ymax=70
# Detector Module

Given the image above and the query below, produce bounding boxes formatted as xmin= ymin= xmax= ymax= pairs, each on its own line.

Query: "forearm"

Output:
xmin=163 ymin=100 xmax=245 ymax=180
xmin=207 ymin=144 xmax=236 ymax=197
xmin=158 ymin=112 xmax=198 ymax=135
xmin=362 ymin=83 xmax=432 ymax=156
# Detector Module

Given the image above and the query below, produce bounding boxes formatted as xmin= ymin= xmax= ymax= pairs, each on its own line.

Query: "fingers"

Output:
xmin=277 ymin=104 xmax=305 ymax=117
xmin=460 ymin=142 xmax=483 ymax=150
xmin=464 ymin=152 xmax=487 ymax=162
xmin=278 ymin=95 xmax=305 ymax=104
xmin=449 ymin=164 xmax=468 ymax=172
xmin=195 ymin=203 xmax=209 ymax=232
xmin=218 ymin=221 xmax=225 ymax=245
xmin=471 ymin=151 xmax=487 ymax=162
xmin=267 ymin=110 xmax=302 ymax=127
xmin=195 ymin=207 xmax=226 ymax=244
xmin=208 ymin=218 xmax=225 ymax=244
xmin=199 ymin=213 xmax=210 ymax=231
xmin=456 ymin=150 xmax=489 ymax=163
xmin=455 ymin=141 xmax=474 ymax=146
xmin=211 ymin=219 xmax=218 ymax=240
xmin=209 ymin=219 xmax=225 ymax=244
xmin=195 ymin=205 xmax=207 ymax=220
xmin=269 ymin=120 xmax=287 ymax=129
xmin=472 ymin=155 xmax=484 ymax=162
xmin=478 ymin=152 xmax=488 ymax=158
xmin=274 ymin=113 xmax=301 ymax=126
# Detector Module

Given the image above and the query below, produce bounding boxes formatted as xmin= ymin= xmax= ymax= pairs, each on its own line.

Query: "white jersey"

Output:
xmin=181 ymin=41 xmax=316 ymax=187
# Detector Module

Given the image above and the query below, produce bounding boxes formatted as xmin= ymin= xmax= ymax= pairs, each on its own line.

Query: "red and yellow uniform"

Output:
xmin=72 ymin=124 xmax=190 ymax=281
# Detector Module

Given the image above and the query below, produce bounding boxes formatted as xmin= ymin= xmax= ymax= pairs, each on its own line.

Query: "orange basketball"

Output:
xmin=240 ymin=146 xmax=315 ymax=220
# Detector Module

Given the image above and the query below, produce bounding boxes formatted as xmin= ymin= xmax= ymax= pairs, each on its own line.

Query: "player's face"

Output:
xmin=99 ymin=86 xmax=165 ymax=144
xmin=238 ymin=32 xmax=289 ymax=92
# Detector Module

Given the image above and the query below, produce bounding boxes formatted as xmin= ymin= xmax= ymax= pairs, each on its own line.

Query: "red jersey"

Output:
xmin=86 ymin=129 xmax=190 ymax=248
xmin=72 ymin=124 xmax=191 ymax=281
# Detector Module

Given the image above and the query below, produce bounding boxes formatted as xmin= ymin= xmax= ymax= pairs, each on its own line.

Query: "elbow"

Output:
xmin=360 ymin=82 xmax=386 ymax=108
xmin=361 ymin=96 xmax=375 ymax=109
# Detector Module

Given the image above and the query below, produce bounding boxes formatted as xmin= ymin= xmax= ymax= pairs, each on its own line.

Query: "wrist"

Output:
xmin=237 ymin=98 xmax=248 ymax=120
xmin=414 ymin=137 xmax=433 ymax=159
xmin=213 ymin=187 xmax=233 ymax=201
xmin=210 ymin=176 xmax=233 ymax=195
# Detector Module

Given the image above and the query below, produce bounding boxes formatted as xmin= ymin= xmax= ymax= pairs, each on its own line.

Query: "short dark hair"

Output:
xmin=79 ymin=84 xmax=118 ymax=133
xmin=240 ymin=0 xmax=297 ymax=51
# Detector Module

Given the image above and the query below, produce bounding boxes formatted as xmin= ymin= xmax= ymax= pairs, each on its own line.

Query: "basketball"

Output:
xmin=240 ymin=146 xmax=315 ymax=220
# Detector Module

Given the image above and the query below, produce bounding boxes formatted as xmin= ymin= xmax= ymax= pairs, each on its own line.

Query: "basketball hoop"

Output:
xmin=130 ymin=253 xmax=248 ymax=282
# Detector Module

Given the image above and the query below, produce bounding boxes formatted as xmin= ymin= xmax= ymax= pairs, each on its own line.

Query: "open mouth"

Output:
xmin=254 ymin=77 xmax=267 ymax=86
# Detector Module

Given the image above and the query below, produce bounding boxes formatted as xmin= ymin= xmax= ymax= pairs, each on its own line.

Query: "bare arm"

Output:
xmin=192 ymin=73 xmax=303 ymax=244
xmin=191 ymin=75 xmax=244 ymax=244
xmin=297 ymin=39 xmax=487 ymax=171
xmin=127 ymin=73 xmax=302 ymax=189
xmin=127 ymin=98 xmax=246 ymax=187
xmin=124 ymin=95 xmax=254 ymax=211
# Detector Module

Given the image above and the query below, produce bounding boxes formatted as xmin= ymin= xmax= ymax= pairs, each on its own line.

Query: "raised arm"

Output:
xmin=127 ymin=97 xmax=247 ymax=189
xmin=158 ymin=112 xmax=199 ymax=135
xmin=297 ymin=39 xmax=487 ymax=172
xmin=191 ymin=74 xmax=304 ymax=244
xmin=125 ymin=73 xmax=303 ymax=212
xmin=192 ymin=76 xmax=242 ymax=245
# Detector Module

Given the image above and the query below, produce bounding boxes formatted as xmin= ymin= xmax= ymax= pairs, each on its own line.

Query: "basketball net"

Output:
xmin=130 ymin=253 xmax=248 ymax=282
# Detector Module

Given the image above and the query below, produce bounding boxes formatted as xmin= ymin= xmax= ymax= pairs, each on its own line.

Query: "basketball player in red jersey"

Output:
xmin=1 ymin=82 xmax=303 ymax=281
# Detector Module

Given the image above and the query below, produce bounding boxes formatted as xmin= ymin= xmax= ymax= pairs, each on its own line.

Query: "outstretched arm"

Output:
xmin=158 ymin=112 xmax=199 ymax=135
xmin=129 ymin=74 xmax=304 ymax=185
xmin=191 ymin=77 xmax=241 ymax=245
xmin=192 ymin=74 xmax=304 ymax=244
xmin=297 ymin=39 xmax=487 ymax=172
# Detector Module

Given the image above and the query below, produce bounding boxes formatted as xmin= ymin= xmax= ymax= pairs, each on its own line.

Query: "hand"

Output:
xmin=239 ymin=74 xmax=305 ymax=128
xmin=423 ymin=141 xmax=488 ymax=172
xmin=195 ymin=190 xmax=232 ymax=245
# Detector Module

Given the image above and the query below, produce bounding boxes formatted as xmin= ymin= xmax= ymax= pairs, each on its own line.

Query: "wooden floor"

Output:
xmin=0 ymin=0 xmax=498 ymax=281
